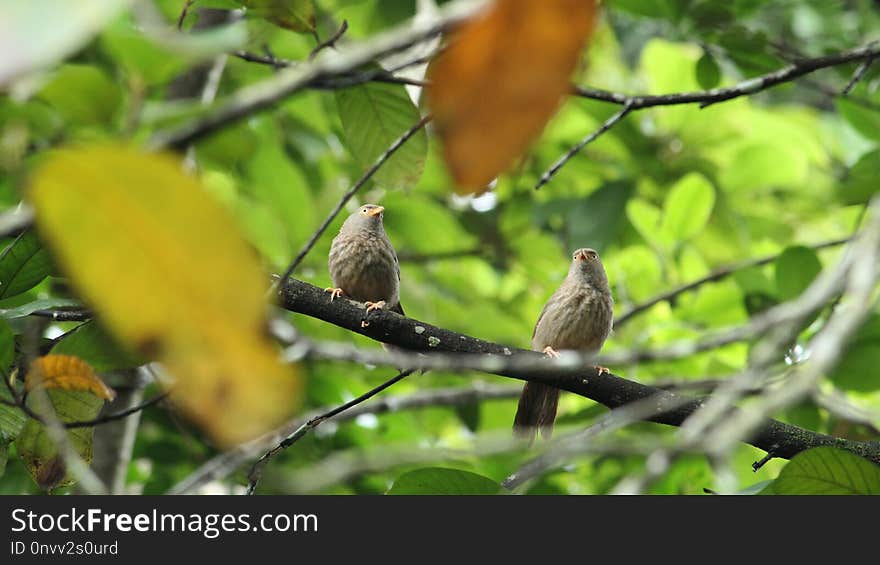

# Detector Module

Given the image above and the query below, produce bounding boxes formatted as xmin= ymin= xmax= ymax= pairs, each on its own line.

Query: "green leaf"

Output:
xmin=830 ymin=314 xmax=880 ymax=392
xmin=0 ymin=230 xmax=53 ymax=300
xmin=0 ymin=386 xmax=27 ymax=445
xmin=838 ymin=150 xmax=880 ymax=205
xmin=537 ymin=181 xmax=635 ymax=253
xmin=387 ymin=467 xmax=501 ymax=495
xmin=660 ymin=173 xmax=715 ymax=242
xmin=37 ymin=64 xmax=122 ymax=127
xmin=100 ymin=19 xmax=187 ymax=84
xmin=739 ymin=480 xmax=774 ymax=495
xmin=774 ymin=246 xmax=821 ymax=301
xmin=720 ymin=143 xmax=807 ymax=193
xmin=0 ymin=318 xmax=13 ymax=372
xmin=837 ymin=98 xmax=880 ymax=142
xmin=16 ymin=388 xmax=106 ymax=490
xmin=243 ymin=0 xmax=316 ymax=33
xmin=0 ymin=444 xmax=7 ymax=479
xmin=761 ymin=447 xmax=880 ymax=495
xmin=695 ymin=52 xmax=721 ymax=89
xmin=453 ymin=402 xmax=480 ymax=432
xmin=51 ymin=321 xmax=146 ymax=373
xmin=245 ymin=119 xmax=316 ymax=252
xmin=335 ymin=74 xmax=427 ymax=190
xmin=626 ymin=198 xmax=661 ymax=244
xmin=0 ymin=298 xmax=82 ymax=320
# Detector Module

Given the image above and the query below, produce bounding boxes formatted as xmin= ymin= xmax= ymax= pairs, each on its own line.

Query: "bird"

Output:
xmin=326 ymin=204 xmax=404 ymax=327
xmin=514 ymin=247 xmax=613 ymax=441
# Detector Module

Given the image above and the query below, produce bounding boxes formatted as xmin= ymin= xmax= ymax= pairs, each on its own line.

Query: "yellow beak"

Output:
xmin=367 ymin=206 xmax=385 ymax=217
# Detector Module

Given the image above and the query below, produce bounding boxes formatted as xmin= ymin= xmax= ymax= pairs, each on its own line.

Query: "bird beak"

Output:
xmin=576 ymin=250 xmax=586 ymax=261
xmin=367 ymin=206 xmax=385 ymax=217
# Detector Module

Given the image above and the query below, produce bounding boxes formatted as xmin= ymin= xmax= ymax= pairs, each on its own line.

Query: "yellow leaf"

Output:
xmin=25 ymin=354 xmax=115 ymax=400
xmin=28 ymin=145 xmax=301 ymax=446
xmin=427 ymin=0 xmax=598 ymax=192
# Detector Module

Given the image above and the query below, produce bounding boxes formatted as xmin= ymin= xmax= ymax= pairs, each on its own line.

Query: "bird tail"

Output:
xmin=513 ymin=382 xmax=559 ymax=442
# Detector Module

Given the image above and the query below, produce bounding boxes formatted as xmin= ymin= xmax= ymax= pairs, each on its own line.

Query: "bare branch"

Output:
xmin=534 ymin=104 xmax=632 ymax=191
xmin=273 ymin=113 xmax=431 ymax=289
xmin=168 ymin=382 xmax=519 ymax=494
xmin=541 ymin=41 xmax=880 ymax=191
xmin=246 ymin=369 xmax=415 ymax=495
xmin=572 ymin=42 xmax=880 ymax=109
xmin=148 ymin=0 xmax=484 ymax=150
xmin=614 ymin=236 xmax=851 ymax=329
xmin=276 ymin=272 xmax=880 ymax=466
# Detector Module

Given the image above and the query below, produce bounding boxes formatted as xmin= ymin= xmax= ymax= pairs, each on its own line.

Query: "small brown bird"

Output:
xmin=327 ymin=204 xmax=404 ymax=325
xmin=514 ymin=247 xmax=613 ymax=441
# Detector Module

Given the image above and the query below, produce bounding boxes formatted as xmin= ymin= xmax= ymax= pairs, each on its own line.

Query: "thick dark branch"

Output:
xmin=278 ymin=277 xmax=880 ymax=465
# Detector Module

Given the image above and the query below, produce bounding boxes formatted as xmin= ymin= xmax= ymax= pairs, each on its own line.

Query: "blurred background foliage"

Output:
xmin=1 ymin=0 xmax=879 ymax=494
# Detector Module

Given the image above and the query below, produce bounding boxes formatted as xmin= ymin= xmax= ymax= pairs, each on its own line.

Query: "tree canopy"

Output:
xmin=1 ymin=0 xmax=880 ymax=495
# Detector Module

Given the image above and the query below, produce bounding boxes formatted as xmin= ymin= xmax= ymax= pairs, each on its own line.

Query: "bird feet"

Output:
xmin=361 ymin=300 xmax=387 ymax=327
xmin=324 ymin=287 xmax=345 ymax=302
xmin=542 ymin=346 xmax=560 ymax=359
xmin=594 ymin=365 xmax=610 ymax=375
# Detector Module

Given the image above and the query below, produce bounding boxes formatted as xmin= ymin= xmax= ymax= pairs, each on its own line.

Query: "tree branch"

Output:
xmin=276 ymin=276 xmax=880 ymax=465
xmin=168 ymin=382 xmax=519 ymax=494
xmin=538 ymin=41 xmax=880 ymax=191
xmin=274 ymin=113 xmax=431 ymax=288
xmin=245 ymin=368 xmax=415 ymax=494
xmin=614 ymin=236 xmax=851 ymax=329
xmin=571 ymin=42 xmax=880 ymax=109
xmin=148 ymin=0 xmax=483 ymax=150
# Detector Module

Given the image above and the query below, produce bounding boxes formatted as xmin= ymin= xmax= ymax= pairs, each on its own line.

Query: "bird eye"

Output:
xmin=588 ymin=251 xmax=598 ymax=259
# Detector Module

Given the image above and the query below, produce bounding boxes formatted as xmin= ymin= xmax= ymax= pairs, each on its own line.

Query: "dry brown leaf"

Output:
xmin=427 ymin=0 xmax=598 ymax=192
xmin=25 ymin=354 xmax=115 ymax=401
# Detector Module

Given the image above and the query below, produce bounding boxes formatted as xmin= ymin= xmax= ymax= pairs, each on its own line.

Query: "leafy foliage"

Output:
xmin=387 ymin=467 xmax=501 ymax=495
xmin=760 ymin=447 xmax=880 ymax=495
xmin=0 ymin=0 xmax=878 ymax=494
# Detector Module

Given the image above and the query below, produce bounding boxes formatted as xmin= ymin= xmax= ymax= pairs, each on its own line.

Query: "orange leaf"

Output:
xmin=25 ymin=355 xmax=115 ymax=401
xmin=427 ymin=0 xmax=597 ymax=192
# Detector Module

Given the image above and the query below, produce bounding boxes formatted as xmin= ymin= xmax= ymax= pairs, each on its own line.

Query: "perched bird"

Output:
xmin=327 ymin=204 xmax=404 ymax=326
xmin=514 ymin=247 xmax=613 ymax=441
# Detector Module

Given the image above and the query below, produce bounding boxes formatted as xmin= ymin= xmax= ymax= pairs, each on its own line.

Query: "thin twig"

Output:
xmin=309 ymin=20 xmax=349 ymax=61
xmin=842 ymin=41 xmax=878 ymax=95
xmin=177 ymin=0 xmax=195 ymax=31
xmin=273 ymin=113 xmax=431 ymax=290
xmin=64 ymin=392 xmax=168 ymax=429
xmin=615 ymin=237 xmax=851 ymax=329
xmin=246 ymin=369 xmax=415 ymax=494
xmin=169 ymin=382 xmax=519 ymax=494
xmin=148 ymin=0 xmax=483 ymax=149
xmin=534 ymin=104 xmax=632 ymax=190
